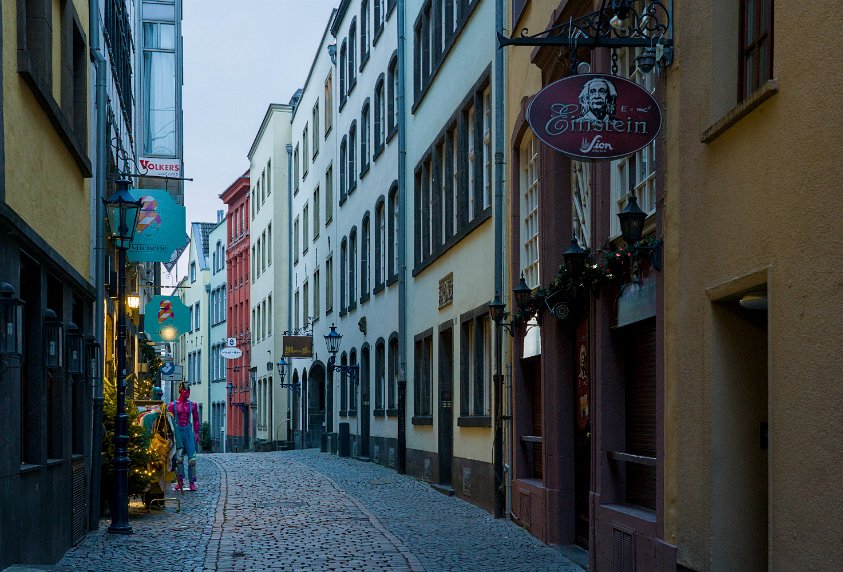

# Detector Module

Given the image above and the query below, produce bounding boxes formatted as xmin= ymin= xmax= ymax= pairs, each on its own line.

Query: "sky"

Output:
xmin=167 ymin=0 xmax=337 ymax=285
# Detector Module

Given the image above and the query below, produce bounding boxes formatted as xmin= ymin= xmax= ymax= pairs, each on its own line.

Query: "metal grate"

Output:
xmin=612 ymin=527 xmax=635 ymax=572
xmin=71 ymin=462 xmax=87 ymax=545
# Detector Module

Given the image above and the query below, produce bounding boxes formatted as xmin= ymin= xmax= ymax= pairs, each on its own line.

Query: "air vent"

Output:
xmin=612 ymin=527 xmax=635 ymax=572
xmin=71 ymin=461 xmax=87 ymax=545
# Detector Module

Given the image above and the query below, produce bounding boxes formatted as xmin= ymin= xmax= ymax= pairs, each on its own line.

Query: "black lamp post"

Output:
xmin=324 ymin=324 xmax=359 ymax=383
xmin=513 ymin=273 xmax=532 ymax=311
xmin=103 ymin=172 xmax=142 ymax=535
xmin=616 ymin=192 xmax=662 ymax=271
xmin=0 ymin=282 xmax=24 ymax=360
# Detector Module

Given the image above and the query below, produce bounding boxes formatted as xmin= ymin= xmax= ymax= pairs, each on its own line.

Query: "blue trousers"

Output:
xmin=173 ymin=422 xmax=197 ymax=482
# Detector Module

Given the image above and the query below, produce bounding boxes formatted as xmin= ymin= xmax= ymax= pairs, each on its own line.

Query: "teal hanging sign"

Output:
xmin=128 ymin=189 xmax=186 ymax=262
xmin=144 ymin=296 xmax=191 ymax=342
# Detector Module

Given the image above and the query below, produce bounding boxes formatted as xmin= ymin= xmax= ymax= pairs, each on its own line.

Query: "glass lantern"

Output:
xmin=44 ymin=308 xmax=64 ymax=369
xmin=66 ymin=322 xmax=85 ymax=376
xmin=0 ymin=282 xmax=24 ymax=357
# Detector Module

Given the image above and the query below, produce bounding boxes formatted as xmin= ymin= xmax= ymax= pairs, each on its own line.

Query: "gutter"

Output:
xmin=396 ymin=0 xmax=408 ymax=474
xmin=286 ymin=143 xmax=293 ymax=441
xmin=88 ymin=0 xmax=107 ymax=532
xmin=206 ymin=282 xmax=211 ymax=448
xmin=493 ymin=0 xmax=507 ymax=519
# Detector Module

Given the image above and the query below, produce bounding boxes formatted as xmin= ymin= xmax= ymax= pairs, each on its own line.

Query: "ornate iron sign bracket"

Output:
xmin=498 ymin=0 xmax=673 ymax=73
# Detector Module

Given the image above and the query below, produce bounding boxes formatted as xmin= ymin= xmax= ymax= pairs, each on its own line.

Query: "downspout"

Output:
xmin=396 ymin=0 xmax=408 ymax=474
xmin=286 ymin=143 xmax=293 ymax=443
xmin=89 ymin=0 xmax=107 ymax=531
xmin=493 ymin=0 xmax=507 ymax=519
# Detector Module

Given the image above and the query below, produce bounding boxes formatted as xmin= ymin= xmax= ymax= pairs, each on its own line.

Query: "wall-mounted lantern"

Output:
xmin=44 ymin=308 xmax=63 ymax=370
xmin=66 ymin=321 xmax=85 ymax=377
xmin=0 ymin=282 xmax=24 ymax=358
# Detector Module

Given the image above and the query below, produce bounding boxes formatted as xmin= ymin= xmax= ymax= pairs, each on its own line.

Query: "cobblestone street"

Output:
xmin=52 ymin=450 xmax=580 ymax=571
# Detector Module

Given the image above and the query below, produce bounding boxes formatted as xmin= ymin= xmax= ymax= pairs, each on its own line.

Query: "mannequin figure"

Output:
xmin=167 ymin=382 xmax=200 ymax=491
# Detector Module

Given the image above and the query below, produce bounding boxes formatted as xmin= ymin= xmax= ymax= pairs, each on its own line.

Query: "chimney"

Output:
xmin=217 ymin=209 xmax=224 ymax=223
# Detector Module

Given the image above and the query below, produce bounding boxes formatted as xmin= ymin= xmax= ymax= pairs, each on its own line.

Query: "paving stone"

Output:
xmin=50 ymin=450 xmax=580 ymax=571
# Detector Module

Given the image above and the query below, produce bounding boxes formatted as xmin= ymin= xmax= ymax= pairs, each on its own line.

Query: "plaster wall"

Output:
xmin=2 ymin=0 xmax=91 ymax=277
xmin=208 ymin=221 xmax=227 ymax=410
xmin=324 ymin=0 xmax=400 ymax=448
xmin=181 ymin=230 xmax=210 ymax=423
xmin=403 ymin=0 xmax=497 ymax=466
xmin=249 ymin=105 xmax=292 ymax=443
xmin=664 ymin=2 xmax=843 ymax=570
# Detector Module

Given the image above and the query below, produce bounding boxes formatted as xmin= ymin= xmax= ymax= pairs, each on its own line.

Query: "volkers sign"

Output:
xmin=139 ymin=157 xmax=181 ymax=178
xmin=527 ymin=74 xmax=661 ymax=161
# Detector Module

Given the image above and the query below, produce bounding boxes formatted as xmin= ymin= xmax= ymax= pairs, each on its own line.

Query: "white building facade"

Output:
xmin=208 ymin=214 xmax=228 ymax=452
xmin=248 ymin=104 xmax=294 ymax=448
xmin=402 ymin=0 xmax=501 ymax=512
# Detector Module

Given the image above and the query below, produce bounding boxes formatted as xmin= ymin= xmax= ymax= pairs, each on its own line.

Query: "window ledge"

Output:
xmin=701 ymin=79 xmax=778 ymax=143
xmin=387 ymin=274 xmax=398 ymax=287
xmin=374 ymin=408 xmax=386 ymax=416
xmin=360 ymin=162 xmax=370 ymax=178
xmin=374 ymin=25 xmax=384 ymax=45
xmin=339 ymin=309 xmax=347 ymax=317
xmin=386 ymin=408 xmax=398 ymax=417
xmin=600 ymin=503 xmax=656 ymax=523
xmin=360 ymin=292 xmax=370 ymax=304
xmin=340 ymin=410 xmax=348 ymax=417
xmin=47 ymin=458 xmax=64 ymax=467
xmin=373 ymin=282 xmax=385 ymax=295
xmin=326 ymin=307 xmax=333 ymax=316
xmin=348 ymin=301 xmax=357 ymax=312
xmin=20 ymin=463 xmax=42 ymax=474
xmin=412 ymin=415 xmax=433 ymax=425
xmin=360 ymin=51 xmax=370 ymax=72
xmin=457 ymin=415 xmax=491 ymax=428
xmin=387 ymin=127 xmax=397 ymax=144
xmin=373 ymin=144 xmax=385 ymax=161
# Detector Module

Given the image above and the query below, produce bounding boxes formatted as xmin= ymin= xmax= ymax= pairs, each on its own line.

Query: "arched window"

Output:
xmin=375 ymin=339 xmax=386 ymax=410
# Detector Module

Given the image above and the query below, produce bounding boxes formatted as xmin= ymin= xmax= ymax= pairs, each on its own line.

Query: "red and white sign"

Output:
xmin=139 ymin=157 xmax=181 ymax=178
xmin=527 ymin=74 xmax=661 ymax=161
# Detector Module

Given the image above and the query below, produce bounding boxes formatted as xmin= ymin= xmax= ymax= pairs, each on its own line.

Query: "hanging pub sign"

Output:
xmin=282 ymin=335 xmax=313 ymax=358
xmin=527 ymin=74 xmax=661 ymax=161
xmin=144 ymin=296 xmax=191 ymax=342
xmin=127 ymin=189 xmax=187 ymax=263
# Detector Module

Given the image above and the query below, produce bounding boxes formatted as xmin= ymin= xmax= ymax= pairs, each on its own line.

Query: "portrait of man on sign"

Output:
xmin=578 ymin=77 xmax=618 ymax=123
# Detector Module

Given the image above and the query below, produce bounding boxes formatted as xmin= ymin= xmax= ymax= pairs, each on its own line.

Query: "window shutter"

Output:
xmin=625 ymin=319 xmax=657 ymax=509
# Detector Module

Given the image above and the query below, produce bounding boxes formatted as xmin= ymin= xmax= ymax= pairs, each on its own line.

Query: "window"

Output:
xmin=374 ymin=0 xmax=385 ymax=38
xmin=375 ymin=340 xmax=385 ymax=410
xmin=467 ymin=102 xmax=476 ymax=221
xmin=340 ymin=138 xmax=348 ymax=202
xmin=340 ymin=352 xmax=349 ymax=412
xmin=413 ymin=333 xmax=433 ymax=417
xmin=375 ymin=200 xmax=386 ymax=287
xmin=302 ymin=204 xmax=309 ymax=253
xmin=361 ymin=215 xmax=370 ymax=298
xmin=349 ymin=228 xmax=357 ymax=307
xmin=388 ymin=336 xmax=398 ymax=409
xmin=610 ymin=48 xmax=656 ymax=237
xmin=349 ymin=350 xmax=358 ymax=411
xmin=326 ymin=256 xmax=334 ymax=314
xmin=104 ymin=0 xmax=134 ymax=126
xmin=388 ymin=186 xmax=399 ymax=279
xmin=293 ymin=145 xmax=300 ymax=194
xmin=303 ymin=127 xmax=309 ymax=178
xmin=482 ymin=87 xmax=492 ymax=210
xmin=142 ymin=22 xmax=176 ymax=155
xmin=521 ymin=134 xmax=540 ymax=288
xmin=312 ymin=101 xmax=320 ymax=157
xmin=340 ymin=239 xmax=347 ymax=312
xmin=303 ymin=281 xmax=309 ymax=330
xmin=349 ymin=122 xmax=357 ymax=192
xmin=313 ymin=270 xmax=321 ymax=317
xmin=190 ymin=261 xmax=197 ymax=282
xmin=61 ymin=1 xmax=89 ymax=147
xmin=374 ymin=77 xmax=386 ymax=153
xmin=349 ymin=21 xmax=357 ymax=89
xmin=740 ymin=0 xmax=773 ymax=99
xmin=324 ymin=71 xmax=333 ymax=134
xmin=189 ymin=304 xmax=194 ymax=332
xmin=267 ymin=223 xmax=272 ymax=266
xmin=460 ymin=313 xmax=491 ymax=417
xmin=293 ymin=217 xmax=300 ymax=263
xmin=361 ymin=1 xmax=370 ymax=62
xmin=340 ymin=41 xmax=348 ymax=105
xmin=261 ymin=230 xmax=266 ymax=272
xmin=572 ymin=160 xmax=592 ymax=250
xmin=312 ymin=187 xmax=321 ymax=240
xmin=388 ymin=54 xmax=399 ymax=135
xmin=326 ymin=165 xmax=334 ymax=222
xmin=194 ymin=302 xmax=201 ymax=331
xmin=361 ymin=102 xmax=371 ymax=172
xmin=267 ymin=295 xmax=272 ymax=336
xmin=294 ymin=290 xmax=300 ymax=331
xmin=267 ymin=160 xmax=272 ymax=195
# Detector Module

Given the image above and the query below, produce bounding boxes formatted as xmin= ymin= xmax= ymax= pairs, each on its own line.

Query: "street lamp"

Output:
xmin=616 ymin=192 xmax=663 ymax=271
xmin=563 ymin=236 xmax=589 ymax=278
xmin=44 ymin=308 xmax=63 ymax=370
xmin=0 ymin=282 xmax=24 ymax=359
xmin=323 ymin=324 xmax=359 ymax=383
xmin=103 ymin=172 xmax=142 ymax=536
xmin=66 ymin=321 xmax=85 ymax=378
xmin=513 ymin=273 xmax=532 ymax=311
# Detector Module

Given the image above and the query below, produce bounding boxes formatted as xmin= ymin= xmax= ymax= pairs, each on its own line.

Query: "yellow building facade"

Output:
xmin=664 ymin=2 xmax=843 ymax=570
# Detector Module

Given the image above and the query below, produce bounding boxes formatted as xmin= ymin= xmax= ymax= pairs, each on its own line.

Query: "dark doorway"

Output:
xmin=308 ymin=363 xmax=326 ymax=448
xmin=242 ymin=407 xmax=250 ymax=451
xmin=438 ymin=328 xmax=454 ymax=486
xmin=360 ymin=347 xmax=371 ymax=458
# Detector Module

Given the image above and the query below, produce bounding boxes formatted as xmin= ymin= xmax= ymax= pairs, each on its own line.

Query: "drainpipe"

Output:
xmin=493 ymin=0 xmax=507 ymax=519
xmin=89 ymin=0 xmax=108 ymax=531
xmin=286 ymin=143 xmax=293 ymax=443
xmin=396 ymin=0 xmax=408 ymax=475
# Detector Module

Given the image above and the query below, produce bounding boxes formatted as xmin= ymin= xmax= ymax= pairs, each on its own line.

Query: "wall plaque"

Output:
xmin=439 ymin=273 xmax=454 ymax=309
